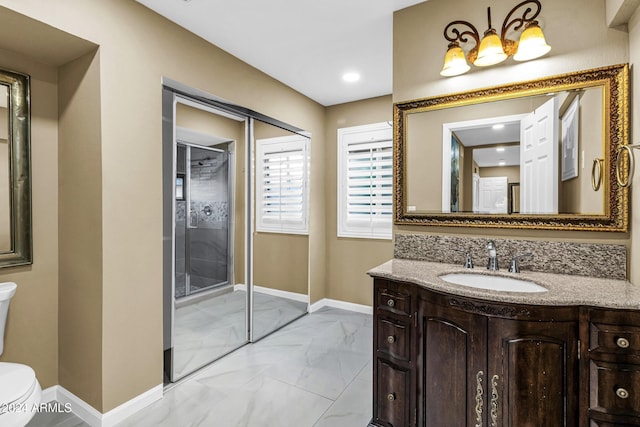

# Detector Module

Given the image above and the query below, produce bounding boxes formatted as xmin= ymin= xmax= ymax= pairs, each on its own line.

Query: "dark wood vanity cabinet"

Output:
xmin=582 ymin=308 xmax=640 ymax=426
xmin=370 ymin=277 xmax=640 ymax=427
xmin=418 ymin=287 xmax=579 ymax=427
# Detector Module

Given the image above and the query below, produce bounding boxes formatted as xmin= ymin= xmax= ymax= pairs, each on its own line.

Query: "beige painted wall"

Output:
xmin=480 ymin=166 xmax=519 ymax=183
xmin=0 ymin=0 xmax=325 ymax=412
xmin=558 ymin=88 xmax=605 ymax=214
xmin=325 ymin=96 xmax=394 ymax=306
xmin=57 ymin=50 xmax=103 ymax=409
xmin=253 ymin=234 xmax=309 ymax=294
xmin=394 ymin=0 xmax=631 ymax=273
xmin=0 ymin=48 xmax=60 ymax=389
xmin=394 ymin=0 xmax=629 ymax=102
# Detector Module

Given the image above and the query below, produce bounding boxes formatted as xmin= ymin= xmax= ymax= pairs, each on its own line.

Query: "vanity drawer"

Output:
xmin=377 ymin=317 xmax=411 ymax=362
xmin=376 ymin=284 xmax=412 ymax=317
xmin=589 ymin=360 xmax=640 ymax=417
xmin=590 ymin=322 xmax=640 ymax=356
xmin=374 ymin=358 xmax=411 ymax=427
xmin=589 ymin=309 xmax=640 ymax=356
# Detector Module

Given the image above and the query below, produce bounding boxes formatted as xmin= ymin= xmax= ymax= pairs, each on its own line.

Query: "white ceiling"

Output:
xmin=454 ymin=121 xmax=522 ymax=168
xmin=135 ymin=0 xmax=426 ymax=106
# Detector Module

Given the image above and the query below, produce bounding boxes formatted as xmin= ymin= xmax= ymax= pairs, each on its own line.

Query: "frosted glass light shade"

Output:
xmin=474 ymin=29 xmax=507 ymax=67
xmin=440 ymin=44 xmax=470 ymax=77
xmin=513 ymin=22 xmax=551 ymax=61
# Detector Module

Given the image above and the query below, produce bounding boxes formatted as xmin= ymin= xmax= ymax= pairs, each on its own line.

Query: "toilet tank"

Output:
xmin=0 ymin=282 xmax=17 ymax=356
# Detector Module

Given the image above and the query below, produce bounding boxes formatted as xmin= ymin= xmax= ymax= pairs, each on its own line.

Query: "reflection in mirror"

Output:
xmin=0 ymin=85 xmax=9 ymax=252
xmin=168 ymin=98 xmax=247 ymax=382
xmin=424 ymin=86 xmax=604 ymax=215
xmin=396 ymin=64 xmax=628 ymax=231
xmin=251 ymin=121 xmax=309 ymax=341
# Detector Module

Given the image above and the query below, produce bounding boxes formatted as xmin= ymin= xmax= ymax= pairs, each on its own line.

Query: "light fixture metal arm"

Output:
xmin=500 ymin=0 xmax=543 ymax=41
xmin=444 ymin=20 xmax=481 ymax=48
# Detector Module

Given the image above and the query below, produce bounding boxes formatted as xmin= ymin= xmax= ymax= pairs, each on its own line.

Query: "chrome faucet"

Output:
xmin=454 ymin=249 xmax=474 ymax=269
xmin=486 ymin=240 xmax=499 ymax=271
xmin=509 ymin=253 xmax=532 ymax=273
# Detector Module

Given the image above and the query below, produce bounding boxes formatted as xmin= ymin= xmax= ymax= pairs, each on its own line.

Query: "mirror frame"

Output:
xmin=394 ymin=64 xmax=629 ymax=232
xmin=0 ymin=69 xmax=32 ymax=267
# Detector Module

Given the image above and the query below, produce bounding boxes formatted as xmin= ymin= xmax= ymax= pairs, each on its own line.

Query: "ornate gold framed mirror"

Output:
xmin=394 ymin=64 xmax=628 ymax=231
xmin=0 ymin=68 xmax=31 ymax=267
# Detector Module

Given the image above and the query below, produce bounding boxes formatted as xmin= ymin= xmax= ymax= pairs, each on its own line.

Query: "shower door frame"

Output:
xmin=175 ymin=141 xmax=233 ymax=298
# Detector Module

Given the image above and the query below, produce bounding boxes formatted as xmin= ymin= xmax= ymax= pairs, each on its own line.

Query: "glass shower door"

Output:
xmin=178 ymin=144 xmax=230 ymax=296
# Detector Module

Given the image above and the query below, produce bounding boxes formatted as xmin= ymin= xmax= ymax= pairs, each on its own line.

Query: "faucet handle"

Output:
xmin=454 ymin=249 xmax=474 ymax=269
xmin=509 ymin=253 xmax=533 ymax=273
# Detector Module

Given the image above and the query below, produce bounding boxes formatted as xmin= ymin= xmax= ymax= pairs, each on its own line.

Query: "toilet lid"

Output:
xmin=0 ymin=362 xmax=36 ymax=405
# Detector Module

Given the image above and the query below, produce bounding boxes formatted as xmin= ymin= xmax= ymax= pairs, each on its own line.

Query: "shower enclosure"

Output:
xmin=174 ymin=143 xmax=231 ymax=298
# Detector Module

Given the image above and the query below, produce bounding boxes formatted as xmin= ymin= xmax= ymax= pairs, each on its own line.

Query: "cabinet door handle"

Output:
xmin=490 ymin=375 xmax=499 ymax=427
xmin=474 ymin=371 xmax=483 ymax=427
xmin=616 ymin=337 xmax=630 ymax=349
xmin=616 ymin=387 xmax=630 ymax=399
xmin=387 ymin=335 xmax=396 ymax=344
xmin=387 ymin=392 xmax=396 ymax=401
xmin=387 ymin=299 xmax=395 ymax=307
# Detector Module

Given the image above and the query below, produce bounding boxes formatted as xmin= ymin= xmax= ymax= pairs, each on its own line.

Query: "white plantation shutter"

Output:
xmin=338 ymin=123 xmax=393 ymax=239
xmin=256 ymin=135 xmax=309 ymax=234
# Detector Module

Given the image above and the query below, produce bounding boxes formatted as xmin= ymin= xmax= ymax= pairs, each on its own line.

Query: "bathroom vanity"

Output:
xmin=368 ymin=259 xmax=640 ymax=427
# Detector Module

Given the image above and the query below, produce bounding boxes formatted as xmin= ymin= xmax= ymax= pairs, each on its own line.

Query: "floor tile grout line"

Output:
xmin=309 ymin=358 xmax=371 ymax=427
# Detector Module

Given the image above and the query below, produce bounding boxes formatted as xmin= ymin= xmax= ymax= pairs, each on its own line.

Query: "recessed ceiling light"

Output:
xmin=496 ymin=147 xmax=505 ymax=152
xmin=498 ymin=160 xmax=506 ymax=166
xmin=492 ymin=124 xmax=505 ymax=130
xmin=342 ymin=72 xmax=360 ymax=83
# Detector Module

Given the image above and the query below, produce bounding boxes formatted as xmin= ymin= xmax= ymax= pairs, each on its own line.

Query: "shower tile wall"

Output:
xmin=189 ymin=155 xmax=229 ymax=292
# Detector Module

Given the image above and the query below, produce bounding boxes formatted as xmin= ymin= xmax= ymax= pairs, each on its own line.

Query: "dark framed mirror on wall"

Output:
xmin=0 ymin=68 xmax=31 ymax=268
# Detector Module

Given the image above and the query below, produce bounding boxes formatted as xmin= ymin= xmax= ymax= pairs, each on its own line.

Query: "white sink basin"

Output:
xmin=439 ymin=273 xmax=547 ymax=293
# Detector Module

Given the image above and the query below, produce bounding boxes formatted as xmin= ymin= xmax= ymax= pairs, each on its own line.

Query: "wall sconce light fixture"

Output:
xmin=440 ymin=0 xmax=551 ymax=77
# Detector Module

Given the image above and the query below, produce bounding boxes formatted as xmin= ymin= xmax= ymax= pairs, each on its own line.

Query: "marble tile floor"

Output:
xmin=28 ymin=307 xmax=372 ymax=427
xmin=173 ymin=289 xmax=309 ymax=380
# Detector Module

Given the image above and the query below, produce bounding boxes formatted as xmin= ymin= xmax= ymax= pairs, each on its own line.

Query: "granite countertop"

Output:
xmin=368 ymin=259 xmax=640 ymax=310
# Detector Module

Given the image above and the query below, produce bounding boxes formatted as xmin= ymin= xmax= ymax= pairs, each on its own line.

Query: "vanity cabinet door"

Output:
xmin=488 ymin=318 xmax=579 ymax=427
xmin=420 ymin=299 xmax=487 ymax=427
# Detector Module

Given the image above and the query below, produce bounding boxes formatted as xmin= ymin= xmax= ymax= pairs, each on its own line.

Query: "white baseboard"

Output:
xmin=42 ymin=383 xmax=163 ymax=427
xmin=234 ymin=283 xmax=309 ymax=303
xmin=309 ymin=298 xmax=373 ymax=315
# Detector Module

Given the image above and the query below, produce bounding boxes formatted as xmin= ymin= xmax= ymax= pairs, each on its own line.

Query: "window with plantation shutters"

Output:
xmin=256 ymin=135 xmax=310 ymax=234
xmin=337 ymin=122 xmax=393 ymax=239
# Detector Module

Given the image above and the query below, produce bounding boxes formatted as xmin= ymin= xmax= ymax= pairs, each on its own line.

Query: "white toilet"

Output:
xmin=0 ymin=282 xmax=42 ymax=427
